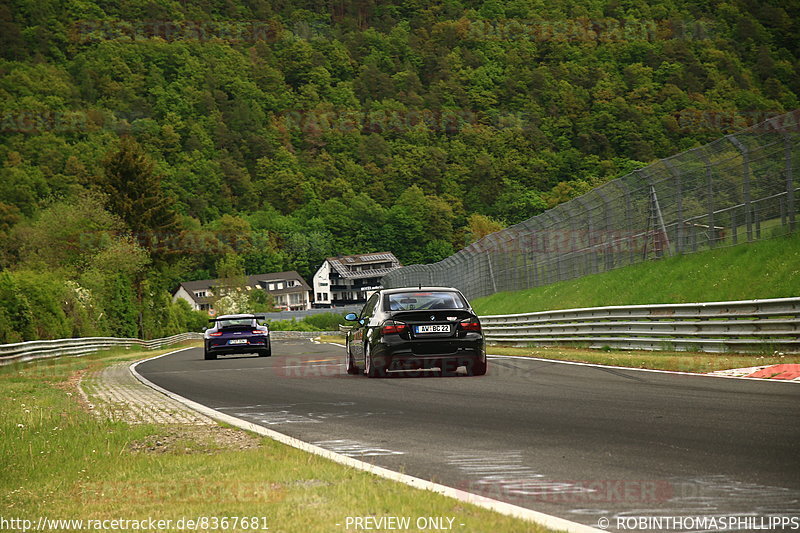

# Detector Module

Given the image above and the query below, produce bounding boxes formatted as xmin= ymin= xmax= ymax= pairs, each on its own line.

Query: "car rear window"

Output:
xmin=385 ymin=291 xmax=468 ymax=311
xmin=216 ymin=318 xmax=254 ymax=328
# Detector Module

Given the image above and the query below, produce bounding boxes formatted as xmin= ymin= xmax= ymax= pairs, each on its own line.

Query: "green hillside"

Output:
xmin=472 ymin=232 xmax=800 ymax=315
xmin=1 ymin=0 xmax=799 ymax=341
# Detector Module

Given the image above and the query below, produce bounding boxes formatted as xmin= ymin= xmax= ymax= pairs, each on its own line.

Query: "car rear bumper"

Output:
xmin=373 ymin=335 xmax=485 ymax=366
xmin=205 ymin=339 xmax=270 ymax=355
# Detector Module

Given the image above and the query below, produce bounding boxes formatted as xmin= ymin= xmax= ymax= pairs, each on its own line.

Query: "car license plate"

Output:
xmin=228 ymin=339 xmax=248 ymax=344
xmin=416 ymin=325 xmax=450 ymax=334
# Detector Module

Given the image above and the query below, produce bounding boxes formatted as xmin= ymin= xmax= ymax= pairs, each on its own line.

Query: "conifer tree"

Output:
xmin=100 ymin=136 xmax=179 ymax=262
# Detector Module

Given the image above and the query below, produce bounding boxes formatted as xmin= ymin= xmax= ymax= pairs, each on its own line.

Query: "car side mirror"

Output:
xmin=345 ymin=313 xmax=358 ymax=321
xmin=202 ymin=326 xmax=207 ymax=332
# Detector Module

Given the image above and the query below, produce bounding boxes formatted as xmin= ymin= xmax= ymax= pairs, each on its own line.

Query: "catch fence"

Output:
xmin=383 ymin=111 xmax=800 ymax=300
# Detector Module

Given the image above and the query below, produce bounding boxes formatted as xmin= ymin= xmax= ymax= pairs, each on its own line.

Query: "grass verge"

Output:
xmin=1 ymin=343 xmax=554 ymax=532
xmin=315 ymin=336 xmax=799 ymax=374
xmin=317 ymin=335 xmax=346 ymax=345
xmin=487 ymin=345 xmax=800 ymax=373
xmin=472 ymin=231 xmax=800 ymax=316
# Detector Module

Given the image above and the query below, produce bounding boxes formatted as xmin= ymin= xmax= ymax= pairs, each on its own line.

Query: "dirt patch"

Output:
xmin=56 ymin=368 xmax=96 ymax=413
xmin=129 ymin=424 xmax=262 ymax=455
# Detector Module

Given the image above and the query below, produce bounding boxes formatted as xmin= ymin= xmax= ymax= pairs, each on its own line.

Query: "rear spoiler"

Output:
xmin=208 ymin=314 xmax=268 ymax=324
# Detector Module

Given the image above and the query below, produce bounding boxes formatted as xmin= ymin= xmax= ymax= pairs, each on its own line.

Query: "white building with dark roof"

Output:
xmin=312 ymin=252 xmax=401 ymax=307
xmin=172 ymin=271 xmax=311 ymax=314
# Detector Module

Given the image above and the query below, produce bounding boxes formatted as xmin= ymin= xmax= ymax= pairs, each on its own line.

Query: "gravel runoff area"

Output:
xmin=80 ymin=360 xmax=214 ymax=425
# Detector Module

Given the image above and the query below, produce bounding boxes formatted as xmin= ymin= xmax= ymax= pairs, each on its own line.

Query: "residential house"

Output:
xmin=172 ymin=271 xmax=312 ymax=314
xmin=312 ymin=252 xmax=401 ymax=307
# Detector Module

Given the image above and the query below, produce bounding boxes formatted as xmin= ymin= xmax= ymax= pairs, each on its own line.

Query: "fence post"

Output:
xmin=499 ymin=231 xmax=512 ymax=292
xmin=664 ymin=159 xmax=684 ymax=254
xmin=595 ymin=187 xmax=614 ymax=271
xmin=728 ymin=135 xmax=753 ymax=242
xmin=617 ymin=177 xmax=636 ymax=266
xmin=574 ymin=197 xmax=591 ymax=276
xmin=485 ymin=250 xmax=497 ymax=294
xmin=552 ymin=209 xmax=570 ymax=282
xmin=696 ymin=148 xmax=716 ymax=248
xmin=541 ymin=212 xmax=557 ymax=285
xmin=644 ymin=168 xmax=671 ymax=259
xmin=521 ymin=228 xmax=530 ymax=290
xmin=787 ymin=135 xmax=796 ymax=233
xmin=531 ymin=220 xmax=542 ymax=290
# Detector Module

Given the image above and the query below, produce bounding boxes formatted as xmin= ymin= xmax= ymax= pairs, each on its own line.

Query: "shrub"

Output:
xmin=6 ymin=270 xmax=73 ymax=340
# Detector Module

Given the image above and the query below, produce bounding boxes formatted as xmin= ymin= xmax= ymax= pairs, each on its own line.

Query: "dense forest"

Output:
xmin=0 ymin=0 xmax=798 ymax=341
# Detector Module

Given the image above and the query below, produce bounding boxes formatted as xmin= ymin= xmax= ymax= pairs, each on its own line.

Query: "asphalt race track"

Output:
xmin=137 ymin=340 xmax=800 ymax=531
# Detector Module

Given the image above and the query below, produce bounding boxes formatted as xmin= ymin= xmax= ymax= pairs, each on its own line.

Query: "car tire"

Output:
xmin=259 ymin=346 xmax=272 ymax=357
xmin=364 ymin=344 xmax=385 ymax=378
xmin=467 ymin=356 xmax=487 ymax=376
xmin=204 ymin=349 xmax=217 ymax=360
xmin=346 ymin=339 xmax=360 ymax=375
xmin=439 ymin=359 xmax=459 ymax=376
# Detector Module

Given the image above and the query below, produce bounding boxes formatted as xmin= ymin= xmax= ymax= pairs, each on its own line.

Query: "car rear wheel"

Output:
xmin=467 ymin=356 xmax=487 ymax=376
xmin=439 ymin=359 xmax=460 ymax=376
xmin=346 ymin=340 xmax=360 ymax=375
xmin=364 ymin=344 xmax=385 ymax=378
xmin=259 ymin=346 xmax=272 ymax=357
xmin=204 ymin=349 xmax=217 ymax=360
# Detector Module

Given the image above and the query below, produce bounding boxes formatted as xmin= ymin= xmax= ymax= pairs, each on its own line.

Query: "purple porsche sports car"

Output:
xmin=203 ymin=314 xmax=271 ymax=360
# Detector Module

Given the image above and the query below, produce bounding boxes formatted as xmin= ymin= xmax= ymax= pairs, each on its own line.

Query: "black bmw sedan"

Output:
xmin=203 ymin=314 xmax=271 ymax=360
xmin=344 ymin=287 xmax=487 ymax=377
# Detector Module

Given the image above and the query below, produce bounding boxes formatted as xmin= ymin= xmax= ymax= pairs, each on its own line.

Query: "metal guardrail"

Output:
xmin=269 ymin=330 xmax=340 ymax=339
xmin=480 ymin=297 xmax=800 ymax=353
xmin=12 ymin=297 xmax=794 ymax=367
xmin=260 ymin=305 xmax=362 ymax=321
xmin=0 ymin=332 xmax=203 ymax=367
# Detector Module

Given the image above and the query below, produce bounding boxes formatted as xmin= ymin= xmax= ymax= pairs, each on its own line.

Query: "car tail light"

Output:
xmin=252 ymin=330 xmax=267 ymax=334
xmin=381 ymin=320 xmax=407 ymax=335
xmin=458 ymin=319 xmax=481 ymax=332
xmin=208 ymin=332 xmax=223 ymax=337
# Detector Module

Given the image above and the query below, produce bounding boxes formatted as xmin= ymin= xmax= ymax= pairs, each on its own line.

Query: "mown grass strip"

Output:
xmin=487 ymin=345 xmax=800 ymax=374
xmin=0 ymin=344 xmax=557 ymax=533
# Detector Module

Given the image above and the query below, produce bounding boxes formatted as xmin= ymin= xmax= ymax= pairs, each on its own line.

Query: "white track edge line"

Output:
xmin=486 ymin=353 xmax=800 ymax=383
xmin=130 ymin=347 xmax=602 ymax=533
